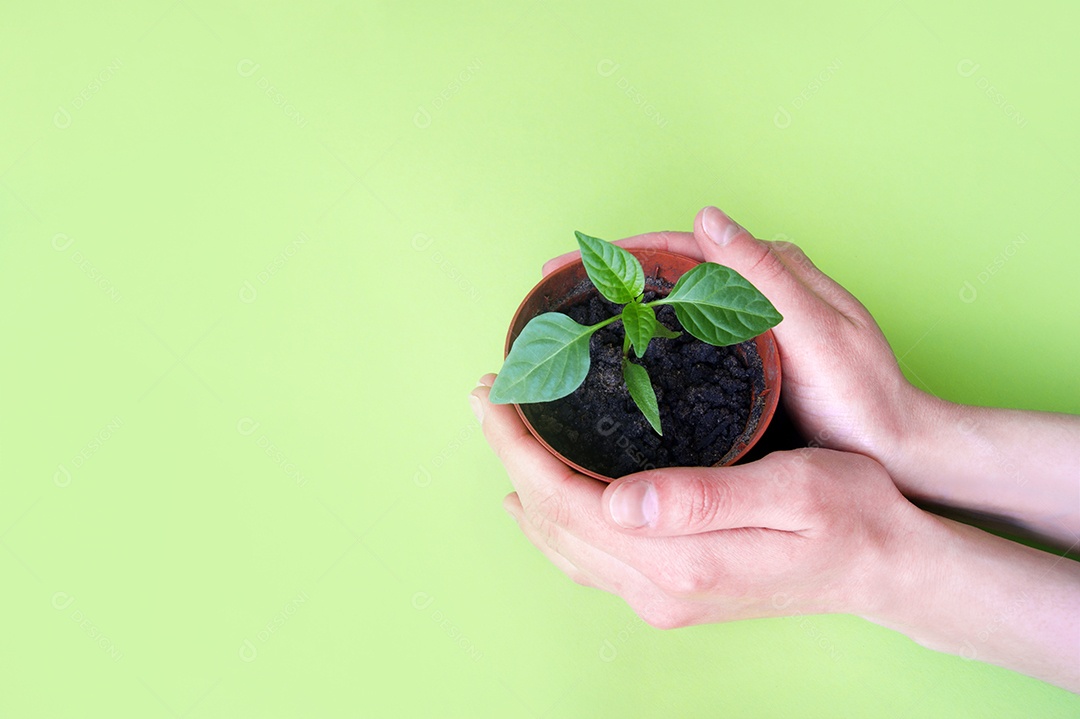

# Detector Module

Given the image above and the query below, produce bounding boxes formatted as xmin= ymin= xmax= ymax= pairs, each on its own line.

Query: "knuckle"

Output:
xmin=771 ymin=239 xmax=847 ymax=298
xmin=492 ymin=428 xmax=535 ymax=466
xmin=763 ymin=449 xmax=810 ymax=485
xmin=684 ymin=476 xmax=725 ymax=531
xmin=634 ymin=601 xmax=686 ymax=630
xmin=492 ymin=438 xmax=516 ymax=466
xmin=773 ymin=240 xmax=815 ymax=272
xmin=528 ymin=491 xmax=571 ymax=548
xmin=534 ymin=489 xmax=572 ymax=528
xmin=771 ymin=238 xmax=805 ymax=259
xmin=534 ymin=518 xmax=561 ymax=553
xmin=568 ymin=571 xmax=593 ymax=588
xmin=771 ymin=452 xmax=830 ymax=514
xmin=641 ymin=612 xmax=681 ymax=630
xmin=794 ymin=476 xmax=830 ymax=518
xmin=784 ymin=449 xmax=887 ymax=519
xmin=744 ymin=245 xmax=789 ymax=284
xmin=652 ymin=564 xmax=708 ymax=599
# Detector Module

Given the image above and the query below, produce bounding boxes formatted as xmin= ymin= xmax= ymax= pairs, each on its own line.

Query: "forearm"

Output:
xmin=870 ymin=513 xmax=1080 ymax=692
xmin=885 ymin=394 xmax=1080 ymax=549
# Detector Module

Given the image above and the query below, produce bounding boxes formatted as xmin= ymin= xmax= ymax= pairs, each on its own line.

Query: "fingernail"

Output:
xmin=469 ymin=392 xmax=485 ymax=423
xmin=609 ymin=481 xmax=658 ymax=529
xmin=702 ymin=206 xmax=744 ymax=247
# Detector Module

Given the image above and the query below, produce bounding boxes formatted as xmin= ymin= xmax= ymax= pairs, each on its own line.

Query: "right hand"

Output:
xmin=542 ymin=206 xmax=926 ymax=469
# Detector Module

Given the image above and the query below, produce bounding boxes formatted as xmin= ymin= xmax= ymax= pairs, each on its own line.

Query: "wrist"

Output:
xmin=861 ymin=509 xmax=1080 ymax=690
xmin=858 ymin=505 xmax=952 ymax=637
xmin=876 ymin=386 xmax=961 ymax=498
xmin=847 ymin=498 xmax=946 ymax=628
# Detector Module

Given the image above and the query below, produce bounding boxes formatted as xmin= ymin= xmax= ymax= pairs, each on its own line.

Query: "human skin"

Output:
xmin=470 ymin=206 xmax=1080 ymax=691
xmin=539 ymin=207 xmax=1080 ymax=550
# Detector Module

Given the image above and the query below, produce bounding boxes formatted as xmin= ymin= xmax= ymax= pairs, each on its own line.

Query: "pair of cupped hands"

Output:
xmin=469 ymin=206 xmax=932 ymax=630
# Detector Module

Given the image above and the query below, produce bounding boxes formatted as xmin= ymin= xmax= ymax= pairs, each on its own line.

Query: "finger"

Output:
xmin=692 ymin=206 xmax=850 ymax=347
xmin=472 ymin=381 xmax=585 ymax=482
xmin=514 ymin=484 xmax=790 ymax=620
xmin=481 ymin=383 xmax=805 ymax=600
xmin=471 ymin=381 xmax=610 ymax=529
xmin=473 ymin=380 xmax=685 ymax=571
xmin=601 ymin=454 xmax=813 ymax=536
xmin=540 ymin=249 xmax=579 ymax=277
xmin=503 ymin=493 xmax=603 ymax=589
xmin=505 ymin=493 xmax=668 ymax=607
xmin=541 ymin=231 xmax=700 ymax=277
xmin=768 ymin=239 xmax=870 ymax=324
xmin=693 ymin=206 xmax=821 ymax=305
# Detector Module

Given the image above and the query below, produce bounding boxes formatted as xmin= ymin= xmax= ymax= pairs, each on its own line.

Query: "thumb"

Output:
xmin=602 ymin=464 xmax=804 ymax=536
xmin=692 ymin=206 xmax=843 ymax=349
xmin=693 ymin=206 xmax=806 ymax=304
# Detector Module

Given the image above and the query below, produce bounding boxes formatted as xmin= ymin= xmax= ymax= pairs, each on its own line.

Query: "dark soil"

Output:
xmin=520 ymin=278 xmax=767 ymax=479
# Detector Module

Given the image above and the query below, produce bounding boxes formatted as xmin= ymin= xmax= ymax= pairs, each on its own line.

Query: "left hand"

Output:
xmin=470 ymin=373 xmax=927 ymax=628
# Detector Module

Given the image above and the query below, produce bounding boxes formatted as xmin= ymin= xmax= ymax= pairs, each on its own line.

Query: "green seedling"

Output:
xmin=489 ymin=231 xmax=782 ymax=435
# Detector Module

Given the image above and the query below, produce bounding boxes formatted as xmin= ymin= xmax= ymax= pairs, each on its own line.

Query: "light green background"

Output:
xmin=2 ymin=1 xmax=1078 ymax=716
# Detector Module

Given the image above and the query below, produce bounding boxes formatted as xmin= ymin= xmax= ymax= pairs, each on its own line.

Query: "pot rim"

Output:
xmin=503 ymin=248 xmax=782 ymax=482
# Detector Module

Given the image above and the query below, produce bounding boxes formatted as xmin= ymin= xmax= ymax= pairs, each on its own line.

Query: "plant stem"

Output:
xmin=587 ymin=314 xmax=623 ymax=333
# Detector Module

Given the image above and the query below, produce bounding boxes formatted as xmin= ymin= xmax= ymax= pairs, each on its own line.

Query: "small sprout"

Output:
xmin=490 ymin=231 xmax=782 ymax=434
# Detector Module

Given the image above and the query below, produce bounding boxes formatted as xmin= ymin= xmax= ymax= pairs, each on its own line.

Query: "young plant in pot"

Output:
xmin=489 ymin=231 xmax=784 ymax=482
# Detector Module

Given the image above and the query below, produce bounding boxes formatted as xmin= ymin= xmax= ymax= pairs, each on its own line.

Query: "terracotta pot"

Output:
xmin=502 ymin=248 xmax=782 ymax=482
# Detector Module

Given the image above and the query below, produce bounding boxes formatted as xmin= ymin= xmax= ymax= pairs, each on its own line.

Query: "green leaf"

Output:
xmin=622 ymin=358 xmax=662 ymax=435
xmin=490 ymin=313 xmax=596 ymax=403
xmin=575 ymin=231 xmax=645 ymax=304
xmin=621 ymin=301 xmax=657 ymax=358
xmin=655 ymin=263 xmax=782 ymax=346
xmin=652 ymin=322 xmax=682 ymax=340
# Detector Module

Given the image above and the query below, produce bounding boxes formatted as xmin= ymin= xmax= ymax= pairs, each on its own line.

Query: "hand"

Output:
xmin=480 ymin=209 xmax=1080 ymax=688
xmin=541 ymin=207 xmax=925 ymax=470
xmin=469 ymin=373 xmax=924 ymax=628
xmin=542 ymin=208 xmax=1080 ymax=548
